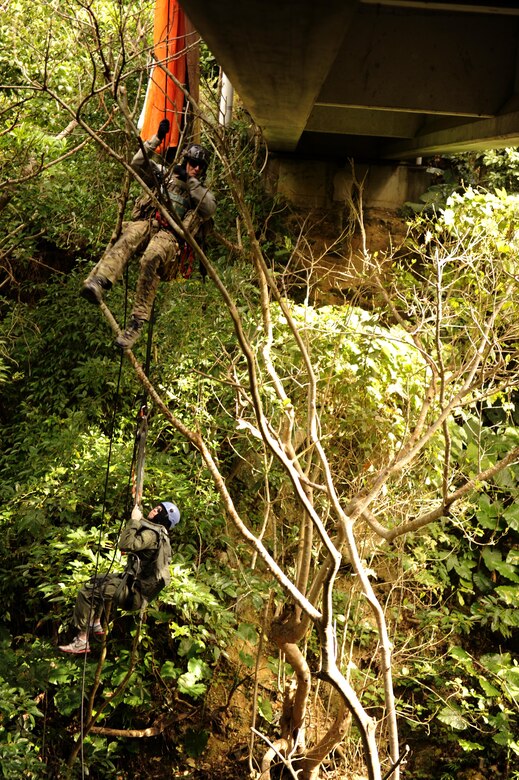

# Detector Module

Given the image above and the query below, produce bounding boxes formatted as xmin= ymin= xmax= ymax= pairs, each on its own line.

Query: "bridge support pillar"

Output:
xmin=267 ymin=158 xmax=435 ymax=212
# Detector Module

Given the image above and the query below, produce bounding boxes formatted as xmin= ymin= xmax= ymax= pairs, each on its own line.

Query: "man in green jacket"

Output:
xmin=81 ymin=119 xmax=216 ymax=350
xmin=59 ymin=500 xmax=180 ymax=654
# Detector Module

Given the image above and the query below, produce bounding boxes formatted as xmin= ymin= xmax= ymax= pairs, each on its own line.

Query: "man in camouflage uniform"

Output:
xmin=81 ymin=119 xmax=216 ymax=349
xmin=59 ymin=500 xmax=180 ymax=654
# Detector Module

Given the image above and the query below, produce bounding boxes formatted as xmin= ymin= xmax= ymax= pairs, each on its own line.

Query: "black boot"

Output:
xmin=81 ymin=275 xmax=112 ymax=305
xmin=115 ymin=316 xmax=145 ymax=350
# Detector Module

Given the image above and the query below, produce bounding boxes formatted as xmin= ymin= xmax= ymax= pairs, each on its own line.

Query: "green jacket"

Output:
xmin=118 ymin=517 xmax=171 ymax=599
xmin=131 ymin=134 xmax=216 ymax=222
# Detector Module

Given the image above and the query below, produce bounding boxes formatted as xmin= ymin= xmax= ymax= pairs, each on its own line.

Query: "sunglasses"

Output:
xmin=186 ymin=157 xmax=207 ymax=171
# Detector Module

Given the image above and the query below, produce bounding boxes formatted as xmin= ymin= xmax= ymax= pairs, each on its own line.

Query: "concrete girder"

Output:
xmin=179 ymin=0 xmax=361 ymax=151
xmin=307 ymin=106 xmax=426 ymax=139
xmin=382 ymin=109 xmax=519 ymax=158
xmin=362 ymin=1 xmax=519 ymax=15
xmin=180 ymin=0 xmax=519 ymax=160
xmin=319 ymin=6 xmax=517 ymax=117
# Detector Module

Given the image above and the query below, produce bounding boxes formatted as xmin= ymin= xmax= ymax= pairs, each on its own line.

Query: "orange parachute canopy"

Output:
xmin=139 ymin=0 xmax=187 ymax=151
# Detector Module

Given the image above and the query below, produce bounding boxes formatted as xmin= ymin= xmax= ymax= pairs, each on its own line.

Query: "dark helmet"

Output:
xmin=183 ymin=143 xmax=210 ymax=171
xmin=156 ymin=501 xmax=181 ymax=529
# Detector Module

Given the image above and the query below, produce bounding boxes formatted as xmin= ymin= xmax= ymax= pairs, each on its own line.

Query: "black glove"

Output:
xmin=157 ymin=119 xmax=170 ymax=141
xmin=173 ymin=163 xmax=187 ymax=182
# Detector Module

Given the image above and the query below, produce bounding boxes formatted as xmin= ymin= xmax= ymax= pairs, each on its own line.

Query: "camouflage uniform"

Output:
xmin=84 ymin=133 xmax=216 ymax=321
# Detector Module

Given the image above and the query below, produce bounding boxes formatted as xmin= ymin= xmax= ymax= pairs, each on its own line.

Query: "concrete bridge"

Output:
xmin=180 ymin=1 xmax=519 ymax=209
xmin=181 ymin=0 xmax=519 ymax=161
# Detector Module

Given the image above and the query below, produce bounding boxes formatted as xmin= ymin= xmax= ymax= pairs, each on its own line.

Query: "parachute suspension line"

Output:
xmin=196 ymin=292 xmax=204 ymax=411
xmin=188 ymin=286 xmax=208 ymax=514
xmin=144 ymin=299 xmax=156 ymax=378
xmin=69 ymin=604 xmax=146 ymax=772
xmin=104 ymin=261 xmax=143 ymax=538
xmin=120 ymin=239 xmax=131 ymax=329
xmin=72 ymin=603 xmax=147 ymax=761
xmin=107 ymin=170 xmax=132 ymax=250
xmin=157 ymin=0 xmax=173 ymax=169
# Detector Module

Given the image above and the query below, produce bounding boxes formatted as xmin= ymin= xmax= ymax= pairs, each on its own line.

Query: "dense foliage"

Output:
xmin=1 ymin=3 xmax=518 ymax=780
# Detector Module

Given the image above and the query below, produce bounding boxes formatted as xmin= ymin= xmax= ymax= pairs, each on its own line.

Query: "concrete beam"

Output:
xmin=361 ymin=0 xmax=519 ymax=15
xmin=180 ymin=0 xmax=519 ymax=159
xmin=179 ymin=0 xmax=360 ymax=151
xmin=382 ymin=110 xmax=519 ymax=158
xmin=307 ymin=106 xmax=425 ymax=138
xmin=319 ymin=6 xmax=517 ymax=117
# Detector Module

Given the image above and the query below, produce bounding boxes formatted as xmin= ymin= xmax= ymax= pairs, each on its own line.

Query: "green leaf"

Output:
xmin=476 ymin=499 xmax=501 ymax=530
xmin=53 ymin=687 xmax=82 ymax=717
xmin=458 ymin=739 xmax=484 ymax=752
xmin=479 ymin=678 xmax=500 ymax=698
xmin=237 ymin=622 xmax=258 ymax=644
xmin=506 ymin=549 xmax=519 ymax=567
xmin=187 ymin=657 xmax=211 ymax=679
xmin=159 ymin=661 xmax=180 ymax=681
xmin=437 ymin=706 xmax=468 ymax=730
xmin=494 ymin=585 xmax=519 ymax=606
xmin=177 ymin=675 xmax=207 ymax=698
xmin=482 ymin=548 xmax=502 ymax=571
xmin=239 ymin=650 xmax=255 ymax=668
xmin=449 ymin=646 xmax=471 ymax=662
xmin=473 ymin=570 xmax=493 ymax=593
xmin=48 ymin=666 xmax=74 ymax=685
xmin=257 ymin=696 xmax=274 ymax=723
xmin=502 ymin=503 xmax=519 ymax=532
xmin=437 ymin=706 xmax=468 ymax=731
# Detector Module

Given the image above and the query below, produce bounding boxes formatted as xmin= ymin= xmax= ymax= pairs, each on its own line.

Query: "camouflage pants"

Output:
xmin=73 ymin=572 xmax=146 ymax=630
xmin=133 ymin=228 xmax=179 ymax=320
xmin=85 ymin=220 xmax=180 ymax=321
xmin=86 ymin=220 xmax=152 ymax=287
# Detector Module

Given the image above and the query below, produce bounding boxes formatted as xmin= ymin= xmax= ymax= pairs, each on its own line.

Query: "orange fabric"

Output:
xmin=140 ymin=0 xmax=187 ymax=150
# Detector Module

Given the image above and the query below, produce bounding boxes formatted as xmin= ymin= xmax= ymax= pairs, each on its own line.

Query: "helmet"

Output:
xmin=158 ymin=501 xmax=181 ymax=529
xmin=183 ymin=144 xmax=210 ymax=170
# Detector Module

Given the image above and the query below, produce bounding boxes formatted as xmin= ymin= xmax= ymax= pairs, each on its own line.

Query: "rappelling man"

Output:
xmin=59 ymin=500 xmax=180 ymax=654
xmin=81 ymin=119 xmax=216 ymax=350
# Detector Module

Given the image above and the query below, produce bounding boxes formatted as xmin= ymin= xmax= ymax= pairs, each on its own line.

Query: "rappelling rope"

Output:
xmin=77 ymin=347 xmax=124 ymax=780
xmin=76 ymin=275 xmax=155 ymax=776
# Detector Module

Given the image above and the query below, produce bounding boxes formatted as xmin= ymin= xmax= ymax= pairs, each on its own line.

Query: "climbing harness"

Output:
xmin=179 ymin=241 xmax=195 ymax=278
xmin=154 ymin=208 xmax=170 ymax=229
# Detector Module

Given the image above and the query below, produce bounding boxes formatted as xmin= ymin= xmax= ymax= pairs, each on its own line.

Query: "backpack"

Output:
xmin=126 ymin=520 xmax=172 ymax=602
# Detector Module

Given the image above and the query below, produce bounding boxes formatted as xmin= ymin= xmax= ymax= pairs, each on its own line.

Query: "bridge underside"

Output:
xmin=180 ymin=0 xmax=519 ymax=161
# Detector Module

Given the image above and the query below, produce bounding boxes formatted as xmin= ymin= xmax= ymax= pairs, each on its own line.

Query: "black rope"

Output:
xmin=131 ymin=301 xmax=155 ymax=508
xmin=75 ymin=10 xmax=165 ymax=766
xmin=76 ymin=338 xmax=154 ymax=777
